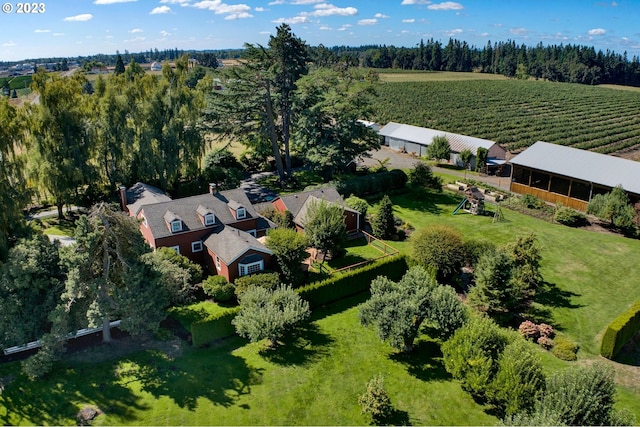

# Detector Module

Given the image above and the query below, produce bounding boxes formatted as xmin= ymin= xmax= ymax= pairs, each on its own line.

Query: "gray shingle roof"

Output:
xmin=126 ymin=182 xmax=172 ymax=216
xmin=509 ymin=141 xmax=640 ymax=195
xmin=139 ymin=188 xmax=260 ymax=240
xmin=276 ymin=187 xmax=345 ymax=217
xmin=378 ymin=121 xmax=499 ymax=154
xmin=203 ymin=226 xmax=272 ymax=265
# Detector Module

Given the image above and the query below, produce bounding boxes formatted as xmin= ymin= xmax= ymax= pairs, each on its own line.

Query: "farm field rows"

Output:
xmin=372 ymin=77 xmax=640 ymax=157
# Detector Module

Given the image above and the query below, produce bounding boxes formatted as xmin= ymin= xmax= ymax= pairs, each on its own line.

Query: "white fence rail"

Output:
xmin=3 ymin=320 xmax=122 ymax=356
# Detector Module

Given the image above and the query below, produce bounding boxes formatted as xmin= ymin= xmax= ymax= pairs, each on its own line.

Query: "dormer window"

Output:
xmin=164 ymin=210 xmax=183 ymax=233
xmin=197 ymin=205 xmax=216 ymax=226
xmin=227 ymin=200 xmax=247 ymax=220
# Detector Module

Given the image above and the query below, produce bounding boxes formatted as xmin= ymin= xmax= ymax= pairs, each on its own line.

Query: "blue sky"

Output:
xmin=0 ymin=0 xmax=638 ymax=62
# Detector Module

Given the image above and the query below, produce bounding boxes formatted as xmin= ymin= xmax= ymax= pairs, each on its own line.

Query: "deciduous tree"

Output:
xmin=427 ymin=135 xmax=451 ymax=162
xmin=232 ymin=285 xmax=310 ymax=347
xmin=266 ymin=227 xmax=309 ymax=286
xmin=410 ymin=224 xmax=465 ymax=283
xmin=304 ymin=199 xmax=346 ymax=262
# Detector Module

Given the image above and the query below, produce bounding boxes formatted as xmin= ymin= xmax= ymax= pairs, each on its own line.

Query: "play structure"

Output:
xmin=452 ymin=185 xmax=505 ymax=222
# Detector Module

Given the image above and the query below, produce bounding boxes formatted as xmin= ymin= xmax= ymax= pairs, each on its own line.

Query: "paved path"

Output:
xmin=25 ymin=205 xmax=86 ymax=220
xmin=361 ymin=146 xmax=511 ymax=191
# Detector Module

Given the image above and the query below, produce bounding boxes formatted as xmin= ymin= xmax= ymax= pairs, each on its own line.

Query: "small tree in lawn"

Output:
xmin=232 ymin=285 xmax=310 ymax=347
xmin=266 ymin=227 xmax=309 ymax=286
xmin=360 ymin=266 xmax=467 ymax=352
xmin=427 ymin=135 xmax=451 ymax=163
xmin=408 ymin=162 xmax=442 ymax=190
xmin=371 ymin=194 xmax=395 ymax=239
xmin=410 ymin=224 xmax=465 ymax=284
xmin=459 ymin=149 xmax=473 ymax=178
xmin=345 ymin=194 xmax=369 ymax=226
xmin=475 ymin=147 xmax=488 ymax=173
xmin=358 ymin=375 xmax=393 ymax=425
xmin=304 ymin=199 xmax=346 ymax=262
xmin=587 ymin=185 xmax=635 ymax=231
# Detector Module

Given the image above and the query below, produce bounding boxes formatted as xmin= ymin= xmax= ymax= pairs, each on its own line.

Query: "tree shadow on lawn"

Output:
xmin=528 ymin=280 xmax=583 ymax=330
xmin=124 ymin=345 xmax=264 ymax=411
xmin=258 ymin=321 xmax=335 ymax=367
xmin=389 ymin=338 xmax=451 ymax=383
xmin=376 ymin=407 xmax=412 ymax=426
xmin=391 ymin=188 xmax=456 ymax=215
xmin=0 ymin=361 xmax=147 ymax=426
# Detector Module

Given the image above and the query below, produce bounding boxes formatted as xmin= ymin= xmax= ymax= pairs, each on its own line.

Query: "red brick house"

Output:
xmin=270 ymin=187 xmax=360 ymax=235
xmin=120 ymin=183 xmax=274 ymax=282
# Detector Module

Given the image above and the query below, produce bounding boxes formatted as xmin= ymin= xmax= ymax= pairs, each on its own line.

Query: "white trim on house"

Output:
xmin=204 ymin=213 xmax=215 ymax=226
xmin=170 ymin=245 xmax=180 ymax=254
xmin=192 ymin=241 xmax=203 ymax=252
xmin=236 ymin=207 xmax=246 ymax=219
xmin=239 ymin=259 xmax=264 ymax=277
xmin=170 ymin=220 xmax=182 ymax=233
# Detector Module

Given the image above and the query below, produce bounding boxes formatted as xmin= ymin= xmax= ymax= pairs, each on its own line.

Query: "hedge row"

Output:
xmin=335 ymin=169 xmax=408 ymax=197
xmin=190 ymin=255 xmax=409 ymax=347
xmin=600 ymin=300 xmax=640 ymax=359
xmin=191 ymin=307 xmax=240 ymax=348
xmin=297 ymin=254 xmax=408 ymax=308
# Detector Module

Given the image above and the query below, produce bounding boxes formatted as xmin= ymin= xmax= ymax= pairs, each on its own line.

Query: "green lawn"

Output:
xmin=3 ymin=186 xmax=640 ymax=425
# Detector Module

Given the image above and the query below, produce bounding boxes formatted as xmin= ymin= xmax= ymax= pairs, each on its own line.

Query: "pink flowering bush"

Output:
xmin=538 ymin=323 xmax=554 ymax=339
xmin=518 ymin=320 xmax=540 ymax=341
xmin=537 ymin=335 xmax=554 ymax=350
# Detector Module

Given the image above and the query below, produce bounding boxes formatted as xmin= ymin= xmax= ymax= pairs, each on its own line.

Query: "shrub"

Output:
xmin=371 ymin=195 xmax=395 ymax=239
xmin=537 ymin=335 xmax=554 ymax=350
xmin=462 ymin=239 xmax=496 ymax=268
xmin=518 ymin=320 xmax=540 ymax=341
xmin=521 ymin=194 xmax=544 ymax=209
xmin=336 ymin=169 xmax=407 ymax=197
xmin=538 ymin=323 xmax=554 ymax=338
xmin=551 ymin=334 xmax=579 ymax=361
xmin=410 ymin=224 xmax=465 ymax=284
xmin=191 ymin=307 xmax=241 ymax=347
xmin=554 ymin=205 xmax=588 ymax=227
xmin=344 ymin=194 xmax=369 ymax=218
xmin=408 ymin=162 xmax=442 ymax=190
xmin=358 ymin=375 xmax=393 ymax=424
xmin=297 ymin=255 xmax=408 ymax=308
xmin=202 ymin=275 xmax=235 ymax=303
xmin=600 ymin=299 xmax=640 ymax=359
xmin=234 ymin=272 xmax=280 ymax=297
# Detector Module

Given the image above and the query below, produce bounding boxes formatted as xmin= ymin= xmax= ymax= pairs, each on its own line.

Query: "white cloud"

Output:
xmin=402 ymin=18 xmax=415 ymax=23
xmin=480 ymin=32 xmax=489 ymax=37
xmin=401 ymin=0 xmax=431 ymax=4
xmin=225 ymin=12 xmax=253 ymax=19
xmin=446 ymin=28 xmax=463 ymax=35
xmin=255 ymin=6 xmax=265 ymax=11
xmin=94 ymin=0 xmax=137 ymax=4
xmin=160 ymin=30 xmax=172 ymax=36
xmin=129 ymin=28 xmax=143 ymax=33
xmin=301 ymin=3 xmax=358 ymax=17
xmin=2 ymin=41 xmax=16 ymax=47
xmin=358 ymin=18 xmax=377 ymax=26
xmin=509 ymin=27 xmax=527 ymax=35
xmin=291 ymin=0 xmax=324 ymax=3
xmin=428 ymin=2 xmax=463 ymax=10
xmin=160 ymin=0 xmax=190 ymax=3
xmin=53 ymin=33 xmax=64 ymax=36
xmin=273 ymin=16 xmax=310 ymax=24
xmin=375 ymin=13 xmax=389 ymax=18
xmin=150 ymin=6 xmax=172 ymax=13
xmin=268 ymin=0 xmax=285 ymax=4
xmin=588 ymin=28 xmax=606 ymax=35
xmin=319 ymin=25 xmax=331 ymax=30
xmin=34 ymin=29 xmax=51 ymax=33
xmin=64 ymin=14 xmax=93 ymax=22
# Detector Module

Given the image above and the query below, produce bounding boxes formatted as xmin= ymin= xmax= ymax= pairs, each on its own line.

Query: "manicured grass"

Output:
xmin=0 ymin=295 xmax=496 ymax=426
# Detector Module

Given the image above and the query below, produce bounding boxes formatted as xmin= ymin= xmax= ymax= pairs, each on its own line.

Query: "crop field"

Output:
xmin=372 ymin=78 xmax=640 ymax=156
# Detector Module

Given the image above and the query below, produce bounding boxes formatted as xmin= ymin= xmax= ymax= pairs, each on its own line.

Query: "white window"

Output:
xmin=141 ymin=215 xmax=148 ymax=227
xmin=171 ymin=220 xmax=182 ymax=233
xmin=239 ymin=260 xmax=264 ymax=277
xmin=236 ymin=207 xmax=246 ymax=219
xmin=215 ymin=255 xmax=221 ymax=270
xmin=204 ymin=213 xmax=215 ymax=226
xmin=247 ymin=229 xmax=257 ymax=237
xmin=170 ymin=245 xmax=180 ymax=254
xmin=191 ymin=241 xmax=203 ymax=252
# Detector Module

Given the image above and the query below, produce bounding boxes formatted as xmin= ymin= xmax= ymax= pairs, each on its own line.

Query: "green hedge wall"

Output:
xmin=600 ymin=300 xmax=640 ymax=359
xmin=297 ymin=255 xmax=408 ymax=308
xmin=336 ymin=169 xmax=408 ymax=197
xmin=191 ymin=307 xmax=240 ymax=347
xmin=190 ymin=255 xmax=409 ymax=347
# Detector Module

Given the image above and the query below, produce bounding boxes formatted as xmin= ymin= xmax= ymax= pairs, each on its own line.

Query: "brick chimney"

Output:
xmin=119 ymin=186 xmax=128 ymax=213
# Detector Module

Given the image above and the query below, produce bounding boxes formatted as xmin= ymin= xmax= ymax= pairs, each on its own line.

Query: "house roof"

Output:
xmin=139 ymin=188 xmax=261 ymax=240
xmin=378 ymin=121 xmax=500 ymax=154
xmin=275 ymin=187 xmax=346 ymax=218
xmin=203 ymin=226 xmax=272 ymax=265
xmin=294 ymin=195 xmax=359 ymax=228
xmin=126 ymin=182 xmax=172 ymax=216
xmin=509 ymin=141 xmax=640 ymax=195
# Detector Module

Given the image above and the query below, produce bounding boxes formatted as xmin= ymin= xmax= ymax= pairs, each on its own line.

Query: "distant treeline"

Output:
xmin=4 ymin=37 xmax=640 ymax=86
xmin=309 ymin=39 xmax=640 ymax=87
